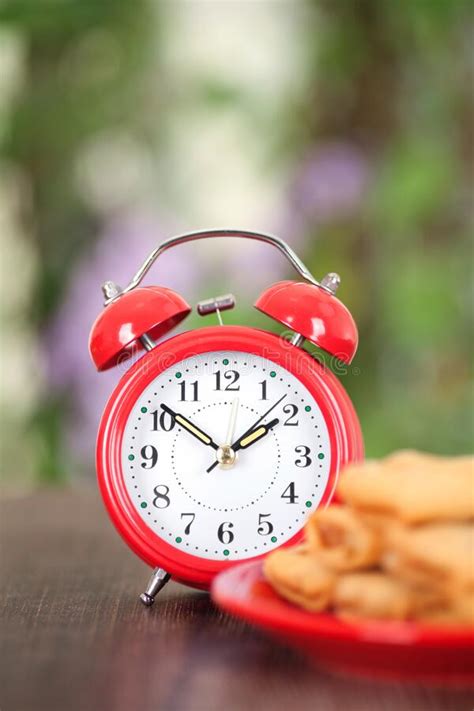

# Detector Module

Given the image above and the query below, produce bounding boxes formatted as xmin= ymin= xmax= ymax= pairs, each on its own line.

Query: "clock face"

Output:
xmin=121 ymin=350 xmax=331 ymax=561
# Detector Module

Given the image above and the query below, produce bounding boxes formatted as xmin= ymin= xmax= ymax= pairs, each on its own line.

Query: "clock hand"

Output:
xmin=234 ymin=394 xmax=287 ymax=443
xmin=161 ymin=404 xmax=219 ymax=450
xmin=233 ymin=417 xmax=279 ymax=452
xmin=206 ymin=394 xmax=287 ymax=473
xmin=224 ymin=398 xmax=239 ymax=446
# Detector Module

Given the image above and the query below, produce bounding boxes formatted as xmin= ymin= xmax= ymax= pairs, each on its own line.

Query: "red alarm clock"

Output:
xmin=89 ymin=229 xmax=363 ymax=606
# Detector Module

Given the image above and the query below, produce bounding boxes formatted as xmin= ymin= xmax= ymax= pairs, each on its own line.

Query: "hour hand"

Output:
xmin=233 ymin=417 xmax=280 ymax=452
xmin=161 ymin=404 xmax=218 ymax=450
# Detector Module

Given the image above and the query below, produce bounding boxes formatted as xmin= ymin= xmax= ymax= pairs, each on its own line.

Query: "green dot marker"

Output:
xmin=305 ymin=500 xmax=312 ymax=508
xmin=128 ymin=454 xmax=135 ymax=461
xmin=140 ymin=406 xmax=147 ymax=413
xmin=270 ymin=371 xmax=276 ymax=378
xmin=305 ymin=405 xmax=311 ymax=412
xmin=223 ymin=358 xmax=229 ymax=365
xmin=140 ymin=502 xmax=147 ymax=509
xmin=271 ymin=536 xmax=277 ymax=543
xmin=318 ymin=453 xmax=325 ymax=460
xmin=175 ymin=372 xmax=182 ymax=379
xmin=175 ymin=536 xmax=182 ymax=543
xmin=223 ymin=549 xmax=230 ymax=556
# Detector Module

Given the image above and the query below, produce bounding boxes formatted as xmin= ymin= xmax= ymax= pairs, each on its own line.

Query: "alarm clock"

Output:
xmin=89 ymin=229 xmax=363 ymax=606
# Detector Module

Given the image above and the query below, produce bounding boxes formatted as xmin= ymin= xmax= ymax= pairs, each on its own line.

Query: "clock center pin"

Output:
xmin=216 ymin=444 xmax=237 ymax=469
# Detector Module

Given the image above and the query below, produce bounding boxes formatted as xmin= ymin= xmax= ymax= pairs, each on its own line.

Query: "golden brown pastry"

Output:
xmin=305 ymin=506 xmax=381 ymax=571
xmin=262 ymin=451 xmax=474 ymax=625
xmin=381 ymin=522 xmax=474 ymax=592
xmin=338 ymin=451 xmax=474 ymax=524
xmin=333 ymin=572 xmax=416 ymax=620
xmin=263 ymin=546 xmax=335 ymax=612
xmin=415 ymin=592 xmax=474 ymax=625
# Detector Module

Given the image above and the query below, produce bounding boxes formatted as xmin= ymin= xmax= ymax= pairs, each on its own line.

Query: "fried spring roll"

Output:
xmin=263 ymin=546 xmax=335 ymax=612
xmin=338 ymin=452 xmax=474 ymax=524
xmin=415 ymin=593 xmax=474 ymax=625
xmin=381 ymin=522 xmax=474 ymax=592
xmin=333 ymin=573 xmax=417 ymax=620
xmin=305 ymin=506 xmax=381 ymax=571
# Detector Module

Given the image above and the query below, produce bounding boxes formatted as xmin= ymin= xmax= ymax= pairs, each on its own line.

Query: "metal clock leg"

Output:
xmin=139 ymin=567 xmax=171 ymax=606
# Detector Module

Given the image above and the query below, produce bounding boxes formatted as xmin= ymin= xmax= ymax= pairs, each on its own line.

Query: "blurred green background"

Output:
xmin=0 ymin=0 xmax=472 ymax=488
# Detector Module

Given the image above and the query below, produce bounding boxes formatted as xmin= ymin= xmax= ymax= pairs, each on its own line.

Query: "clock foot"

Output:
xmin=139 ymin=567 xmax=171 ymax=606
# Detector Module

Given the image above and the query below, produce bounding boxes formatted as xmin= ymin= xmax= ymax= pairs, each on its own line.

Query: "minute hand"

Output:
xmin=233 ymin=417 xmax=279 ymax=452
xmin=206 ymin=394 xmax=287 ymax=473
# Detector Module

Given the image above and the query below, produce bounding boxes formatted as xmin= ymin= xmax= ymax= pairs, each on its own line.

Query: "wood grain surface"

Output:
xmin=0 ymin=488 xmax=471 ymax=711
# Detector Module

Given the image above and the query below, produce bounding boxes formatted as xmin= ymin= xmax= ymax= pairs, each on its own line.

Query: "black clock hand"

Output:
xmin=206 ymin=394 xmax=287 ymax=472
xmin=234 ymin=394 xmax=287 ymax=443
xmin=233 ymin=417 xmax=280 ymax=452
xmin=161 ymin=404 xmax=219 ymax=450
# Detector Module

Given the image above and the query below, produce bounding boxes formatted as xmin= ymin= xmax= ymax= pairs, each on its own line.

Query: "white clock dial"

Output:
xmin=122 ymin=351 xmax=331 ymax=561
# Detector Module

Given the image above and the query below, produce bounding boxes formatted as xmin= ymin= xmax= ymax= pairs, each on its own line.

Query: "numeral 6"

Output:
xmin=217 ymin=522 xmax=234 ymax=544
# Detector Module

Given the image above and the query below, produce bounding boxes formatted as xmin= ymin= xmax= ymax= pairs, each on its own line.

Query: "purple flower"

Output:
xmin=287 ymin=141 xmax=370 ymax=229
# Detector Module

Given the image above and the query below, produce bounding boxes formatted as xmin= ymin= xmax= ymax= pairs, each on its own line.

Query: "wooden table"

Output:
xmin=1 ymin=489 xmax=471 ymax=711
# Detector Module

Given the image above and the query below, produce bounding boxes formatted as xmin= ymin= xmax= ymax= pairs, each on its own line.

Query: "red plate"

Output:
xmin=211 ymin=560 xmax=474 ymax=685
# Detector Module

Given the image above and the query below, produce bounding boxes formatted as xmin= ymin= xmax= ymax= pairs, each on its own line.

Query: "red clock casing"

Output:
xmin=97 ymin=325 xmax=363 ymax=589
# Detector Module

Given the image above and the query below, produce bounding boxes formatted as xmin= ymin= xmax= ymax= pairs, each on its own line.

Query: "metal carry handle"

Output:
xmin=102 ymin=229 xmax=323 ymax=304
